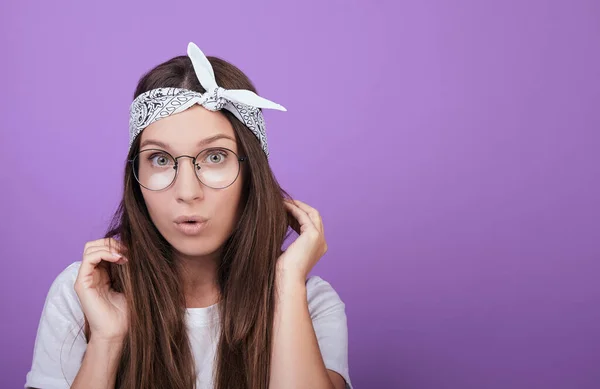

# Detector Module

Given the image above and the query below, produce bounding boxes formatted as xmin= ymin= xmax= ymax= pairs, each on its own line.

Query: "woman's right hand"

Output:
xmin=74 ymin=238 xmax=129 ymax=343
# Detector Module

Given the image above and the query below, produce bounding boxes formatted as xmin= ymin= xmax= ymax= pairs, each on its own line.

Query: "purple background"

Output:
xmin=2 ymin=1 xmax=599 ymax=388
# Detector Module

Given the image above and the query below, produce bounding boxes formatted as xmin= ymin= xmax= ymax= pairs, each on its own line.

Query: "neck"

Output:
xmin=175 ymin=249 xmax=221 ymax=309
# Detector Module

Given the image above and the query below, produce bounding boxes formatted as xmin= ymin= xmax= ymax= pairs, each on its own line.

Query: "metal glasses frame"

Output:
xmin=127 ymin=147 xmax=247 ymax=191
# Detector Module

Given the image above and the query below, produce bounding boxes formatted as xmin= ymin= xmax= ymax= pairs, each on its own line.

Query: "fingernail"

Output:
xmin=111 ymin=251 xmax=122 ymax=258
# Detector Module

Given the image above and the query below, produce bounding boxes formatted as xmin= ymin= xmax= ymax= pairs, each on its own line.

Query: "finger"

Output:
xmin=286 ymin=207 xmax=302 ymax=235
xmin=78 ymin=249 xmax=127 ymax=282
xmin=85 ymin=245 xmax=128 ymax=260
xmin=284 ymin=201 xmax=317 ymax=234
xmin=288 ymin=199 xmax=324 ymax=234
xmin=84 ymin=237 xmax=124 ymax=250
xmin=84 ymin=238 xmax=126 ymax=255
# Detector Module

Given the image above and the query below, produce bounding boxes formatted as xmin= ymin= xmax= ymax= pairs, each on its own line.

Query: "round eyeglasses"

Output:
xmin=128 ymin=147 xmax=246 ymax=191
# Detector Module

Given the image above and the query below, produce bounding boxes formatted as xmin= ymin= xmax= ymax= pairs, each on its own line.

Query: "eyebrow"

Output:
xmin=140 ymin=134 xmax=236 ymax=150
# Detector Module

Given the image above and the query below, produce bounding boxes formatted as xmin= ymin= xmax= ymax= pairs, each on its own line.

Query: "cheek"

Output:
xmin=211 ymin=183 xmax=244 ymax=226
xmin=141 ymin=192 xmax=170 ymax=226
xmin=212 ymin=190 xmax=241 ymax=219
xmin=140 ymin=180 xmax=244 ymax=234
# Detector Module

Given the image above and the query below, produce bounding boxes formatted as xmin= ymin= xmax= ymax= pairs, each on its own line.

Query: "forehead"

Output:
xmin=140 ymin=105 xmax=237 ymax=152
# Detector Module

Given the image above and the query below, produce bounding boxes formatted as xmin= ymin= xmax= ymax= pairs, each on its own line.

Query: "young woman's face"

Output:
xmin=137 ymin=105 xmax=245 ymax=260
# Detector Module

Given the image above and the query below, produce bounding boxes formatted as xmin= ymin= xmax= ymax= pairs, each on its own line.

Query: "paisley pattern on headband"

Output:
xmin=128 ymin=42 xmax=285 ymax=159
xmin=229 ymin=101 xmax=269 ymax=157
xmin=129 ymin=87 xmax=270 ymax=157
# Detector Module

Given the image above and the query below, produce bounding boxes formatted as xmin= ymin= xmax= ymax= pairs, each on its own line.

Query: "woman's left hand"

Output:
xmin=277 ymin=198 xmax=328 ymax=283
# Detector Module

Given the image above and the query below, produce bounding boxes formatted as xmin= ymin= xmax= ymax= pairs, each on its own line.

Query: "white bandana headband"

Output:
xmin=128 ymin=42 xmax=286 ymax=158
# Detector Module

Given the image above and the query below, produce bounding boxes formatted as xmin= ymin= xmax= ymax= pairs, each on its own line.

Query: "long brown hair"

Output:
xmin=84 ymin=53 xmax=292 ymax=388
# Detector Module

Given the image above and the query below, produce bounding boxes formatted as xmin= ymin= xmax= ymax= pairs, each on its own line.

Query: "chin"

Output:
xmin=170 ymin=236 xmax=224 ymax=258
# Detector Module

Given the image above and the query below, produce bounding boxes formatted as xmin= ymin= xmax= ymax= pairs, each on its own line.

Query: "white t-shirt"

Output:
xmin=25 ymin=262 xmax=353 ymax=389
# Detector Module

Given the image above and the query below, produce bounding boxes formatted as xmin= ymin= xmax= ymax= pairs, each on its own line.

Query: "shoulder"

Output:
xmin=48 ymin=261 xmax=81 ymax=294
xmin=305 ymin=276 xmax=353 ymax=388
xmin=52 ymin=261 xmax=81 ymax=286
xmin=305 ymin=275 xmax=346 ymax=320
xmin=43 ymin=261 xmax=83 ymax=318
xmin=25 ymin=262 xmax=86 ymax=388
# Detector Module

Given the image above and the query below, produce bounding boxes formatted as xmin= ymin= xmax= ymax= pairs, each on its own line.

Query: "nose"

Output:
xmin=172 ymin=155 xmax=204 ymax=202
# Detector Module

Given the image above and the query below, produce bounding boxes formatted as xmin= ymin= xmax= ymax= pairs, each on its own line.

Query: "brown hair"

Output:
xmin=84 ymin=54 xmax=293 ymax=388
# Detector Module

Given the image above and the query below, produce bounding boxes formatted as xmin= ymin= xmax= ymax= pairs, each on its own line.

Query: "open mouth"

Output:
xmin=174 ymin=220 xmax=208 ymax=235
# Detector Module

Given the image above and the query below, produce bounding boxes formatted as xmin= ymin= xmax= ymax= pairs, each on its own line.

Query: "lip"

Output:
xmin=173 ymin=215 xmax=209 ymax=236
xmin=174 ymin=215 xmax=209 ymax=224
xmin=174 ymin=221 xmax=207 ymax=236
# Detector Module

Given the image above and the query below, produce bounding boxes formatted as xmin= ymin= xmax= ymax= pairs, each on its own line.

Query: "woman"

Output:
xmin=25 ymin=42 xmax=352 ymax=389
